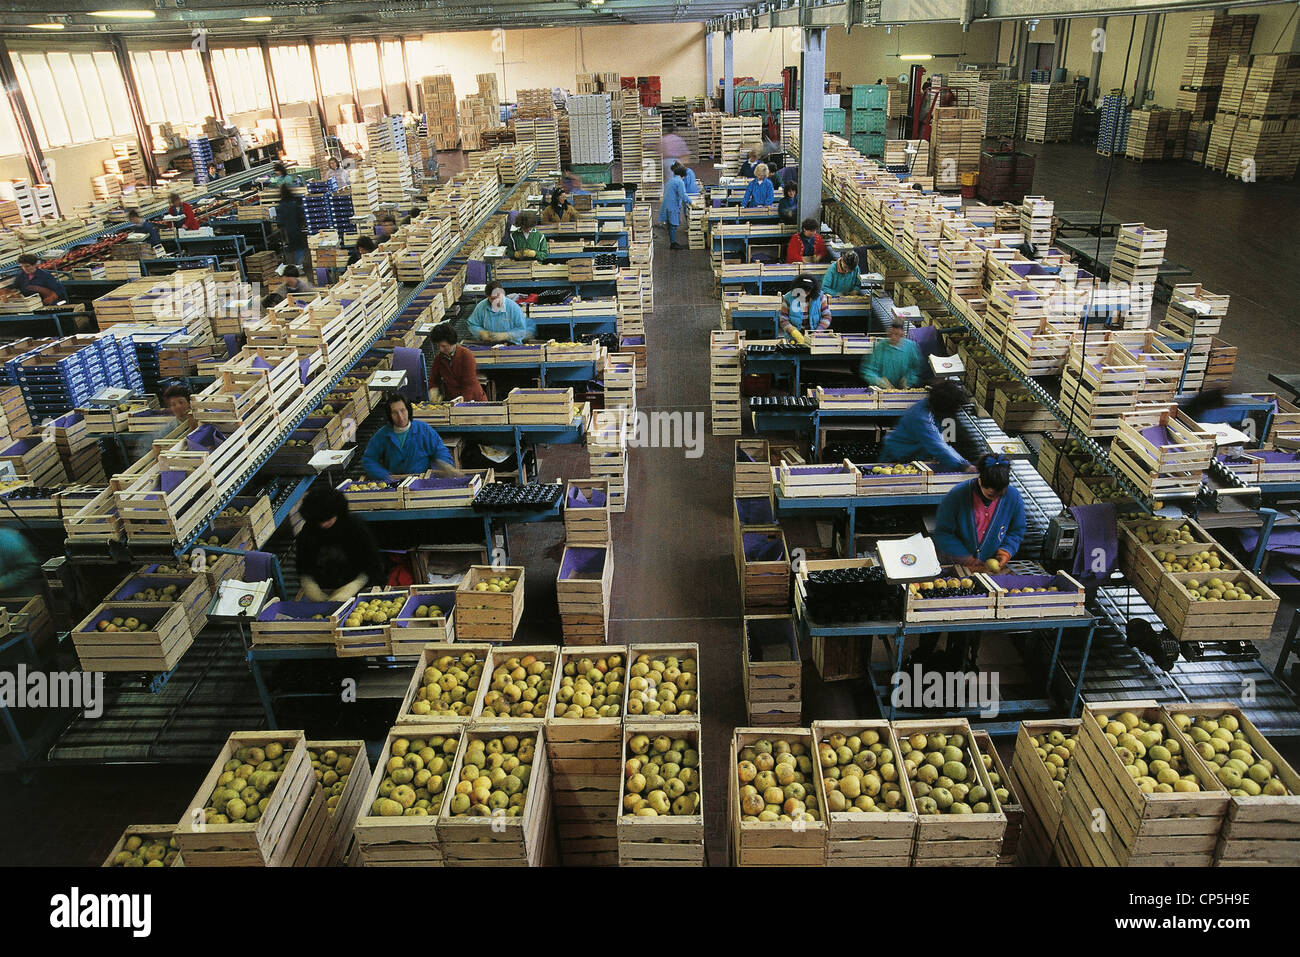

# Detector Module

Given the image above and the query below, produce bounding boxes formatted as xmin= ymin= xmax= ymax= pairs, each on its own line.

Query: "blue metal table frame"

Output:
xmin=0 ymin=310 xmax=81 ymax=337
xmin=775 ymin=490 xmax=947 ymax=556
xmin=360 ymin=501 xmax=563 ymax=560
xmin=478 ymin=358 xmax=601 ymax=385
xmin=208 ymin=217 xmax=275 ymax=251
xmin=496 ymin=278 xmax=618 ymax=297
xmin=435 ymin=418 xmax=585 ymax=470
xmin=246 ymin=643 xmax=417 ymax=730
xmin=800 ymin=611 xmax=1098 ymax=725
xmin=742 ymin=352 xmax=865 ymax=393
xmin=0 ymin=629 xmax=46 ymax=761
xmin=751 ymin=404 xmax=906 ymax=448
xmin=530 ymin=314 xmax=619 ymax=339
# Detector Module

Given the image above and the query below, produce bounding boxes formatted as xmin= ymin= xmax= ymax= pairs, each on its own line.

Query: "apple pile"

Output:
xmin=736 ymin=737 xmax=821 ymax=823
xmin=1132 ymin=520 xmax=1196 ymax=546
xmin=1028 ymin=729 xmax=1077 ymax=795
xmin=908 ymin=577 xmax=984 ymax=599
xmin=480 ymin=653 xmax=554 ymax=718
xmin=202 ymin=741 xmax=294 ymax=824
xmin=446 ymin=733 xmax=536 ymax=818
xmin=1093 ymin=710 xmax=1203 ymax=793
xmin=625 ymin=651 xmax=697 ymax=717
xmin=345 ymin=481 xmax=398 ymax=493
xmin=623 ymin=733 xmax=701 ymax=817
xmin=818 ymin=728 xmax=907 ymax=814
xmin=407 ymin=651 xmax=483 ymax=717
xmin=343 ymin=596 xmax=404 ymax=628
xmin=94 ymin=614 xmax=151 ymax=633
xmin=369 ymin=734 xmax=459 ymax=816
xmin=553 ymin=653 xmax=624 ymax=719
xmin=899 ymin=730 xmax=994 ymax=815
xmin=1180 ymin=577 xmax=1268 ymax=602
xmin=1170 ymin=711 xmax=1293 ymax=797
xmin=1154 ymin=548 xmax=1224 ymax=573
xmin=471 ymin=575 xmax=517 ymax=594
xmin=309 ymin=747 xmax=358 ymax=814
xmin=866 ymin=464 xmax=920 ymax=476
xmin=122 ymin=583 xmax=181 ymax=602
xmin=110 ymin=833 xmax=180 ymax=867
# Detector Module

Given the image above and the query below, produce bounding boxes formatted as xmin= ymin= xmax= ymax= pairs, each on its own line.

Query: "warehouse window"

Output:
xmin=351 ymin=41 xmax=381 ymax=92
xmin=0 ymin=98 xmax=24 ymax=158
xmin=315 ymin=42 xmax=351 ymax=97
xmin=10 ymin=50 xmax=133 ymax=149
xmin=404 ymin=38 xmax=431 ymax=81
xmin=270 ymin=44 xmax=314 ymax=105
xmin=212 ymin=46 xmax=272 ymax=114
xmin=130 ymin=49 xmax=214 ymax=125
xmin=381 ymin=39 xmax=405 ymax=88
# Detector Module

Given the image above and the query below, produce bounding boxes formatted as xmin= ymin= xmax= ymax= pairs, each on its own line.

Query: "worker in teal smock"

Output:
xmin=467 ymin=281 xmax=535 ymax=344
xmin=742 ymin=164 xmax=775 ymax=208
xmin=879 ymin=378 xmax=975 ymax=472
xmin=821 ymin=251 xmax=862 ymax=296
xmin=860 ymin=317 xmax=923 ymax=388
xmin=0 ymin=528 xmax=41 ymax=597
xmin=362 ymin=394 xmax=459 ymax=482
xmin=658 ymin=165 xmax=689 ymax=249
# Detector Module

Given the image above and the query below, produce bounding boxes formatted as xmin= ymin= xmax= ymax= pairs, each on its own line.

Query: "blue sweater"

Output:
xmin=362 ymin=420 xmax=453 ymax=481
xmin=879 ymin=397 xmax=968 ymax=471
xmin=743 ymin=177 xmax=775 ymax=208
xmin=934 ymin=479 xmax=1027 ymax=563
xmin=15 ymin=267 xmax=66 ymax=302
xmin=467 ymin=296 xmax=534 ymax=343
xmin=658 ymin=175 xmax=689 ymax=227
xmin=683 ymin=168 xmax=700 ymax=195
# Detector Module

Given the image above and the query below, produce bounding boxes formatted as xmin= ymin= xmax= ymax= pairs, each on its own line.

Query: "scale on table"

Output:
xmin=465 ymin=283 xmax=486 ymax=297
xmin=860 ymin=271 xmax=885 ymax=290
xmin=482 ymin=245 xmax=507 ymax=260
xmin=208 ymin=579 xmax=273 ymax=620
xmin=986 ymin=437 xmax=1032 ymax=460
xmin=367 ymin=369 xmax=408 ymax=392
xmin=1198 ymin=421 xmax=1253 ymax=449
xmin=86 ymin=386 xmax=135 ymax=407
xmin=309 ymin=447 xmax=356 ymax=488
xmin=877 ymin=533 xmax=943 ymax=582
xmin=892 ymin=304 xmax=923 ymax=323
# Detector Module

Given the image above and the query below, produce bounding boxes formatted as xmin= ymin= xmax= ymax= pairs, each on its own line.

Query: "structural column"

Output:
xmin=705 ymin=32 xmax=714 ymax=103
xmin=797 ymin=27 xmax=826 ymax=226
xmin=1088 ymin=17 xmax=1107 ymax=104
xmin=110 ymin=37 xmax=161 ymax=185
xmin=723 ymin=29 xmax=735 ymax=114
xmin=1132 ymin=13 xmax=1161 ymax=108
xmin=0 ymin=40 xmax=48 ymax=188
xmin=259 ymin=38 xmax=285 ymax=148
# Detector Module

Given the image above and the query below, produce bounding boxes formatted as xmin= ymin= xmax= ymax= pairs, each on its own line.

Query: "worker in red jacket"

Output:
xmin=429 ymin=322 xmax=488 ymax=402
xmin=786 ymin=217 xmax=829 ymax=265
xmin=166 ymin=192 xmax=200 ymax=230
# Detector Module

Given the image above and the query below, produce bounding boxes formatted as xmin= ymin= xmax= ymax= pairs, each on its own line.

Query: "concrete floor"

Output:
xmin=1 ymin=142 xmax=1297 ymax=867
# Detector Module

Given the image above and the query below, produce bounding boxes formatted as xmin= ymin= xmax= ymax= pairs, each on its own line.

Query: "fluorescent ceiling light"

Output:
xmin=89 ymin=9 xmax=157 ymax=18
xmin=898 ymin=54 xmax=933 ymax=61
xmin=27 ymin=22 xmax=65 ymax=29
xmin=241 ymin=16 xmax=273 ymax=22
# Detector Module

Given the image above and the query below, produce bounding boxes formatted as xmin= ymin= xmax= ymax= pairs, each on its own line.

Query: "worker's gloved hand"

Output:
xmin=301 ymin=576 xmax=327 ymax=602
xmin=964 ymin=464 xmax=979 ymax=473
xmin=478 ymin=330 xmax=494 ymax=341
xmin=994 ymin=549 xmax=1012 ymax=567
xmin=958 ymin=555 xmax=983 ymax=570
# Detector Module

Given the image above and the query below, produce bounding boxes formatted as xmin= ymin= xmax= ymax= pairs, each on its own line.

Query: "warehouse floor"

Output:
xmin=1 ymin=142 xmax=1297 ymax=867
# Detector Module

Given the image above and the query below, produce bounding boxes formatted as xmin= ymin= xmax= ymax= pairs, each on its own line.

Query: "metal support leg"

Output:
xmin=890 ymin=628 xmax=907 ymax=720
xmin=1069 ymin=621 xmax=1097 ymax=715
xmin=1275 ymin=609 xmax=1300 ymax=681
xmin=0 ymin=700 xmax=29 ymax=761
xmin=1253 ymin=507 xmax=1277 ymax=574
xmin=1045 ymin=625 xmax=1065 ymax=695
xmin=247 ymin=651 xmax=278 ymax=729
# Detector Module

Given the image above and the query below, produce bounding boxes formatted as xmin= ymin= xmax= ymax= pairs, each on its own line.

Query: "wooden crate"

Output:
xmin=108 ymin=571 xmax=210 ymax=638
xmin=557 ymin=544 xmax=613 ymax=645
xmin=353 ymin=724 xmax=462 ymax=866
xmin=471 ymin=646 xmax=562 ymax=723
xmin=114 ymin=461 xmax=220 ymax=544
xmin=336 ymin=477 xmax=405 ymax=511
xmin=390 ymin=587 xmax=457 ymax=654
xmin=334 ymin=589 xmax=408 ymax=657
xmin=775 ymin=461 xmax=858 ymax=497
xmin=734 ymin=439 xmax=772 ymax=498
xmin=395 ymin=644 xmax=492 ymax=723
xmin=1154 ymin=570 xmax=1280 ymax=643
xmin=895 ymin=719 xmax=1007 ymax=865
xmin=903 ymin=568 xmax=996 ymax=623
xmin=857 ymin=461 xmax=926 ymax=497
xmin=174 ymin=731 xmax=316 ymax=866
xmin=438 ymin=720 xmax=555 ymax=866
xmin=295 ymin=739 xmax=372 ymax=866
xmin=548 ymin=645 xmax=628 ymax=865
xmin=811 ymin=720 xmax=917 ymax=866
xmin=738 ymin=525 xmax=791 ymax=611
xmin=1117 ymin=521 xmax=1240 ymax=607
xmin=250 ymin=599 xmax=345 ymax=646
xmin=1059 ymin=703 xmax=1229 ymax=866
xmin=72 ymin=601 xmax=193 ymax=672
xmin=1009 ymin=719 xmax=1081 ymax=865
xmin=971 ymin=730 xmax=1023 ymax=865
xmin=617 ymin=723 xmax=705 ymax=866
xmin=984 ymin=570 xmax=1086 ymax=619
xmin=454 ymin=565 xmax=525 ymax=642
xmin=1110 ymin=407 xmax=1215 ymax=498
xmin=102 ymin=824 xmax=183 ymax=867
xmin=564 ymin=479 xmax=610 ymax=545
xmin=626 ymin=643 xmax=700 ymax=723
xmin=729 ymin=727 xmax=827 ymax=866
xmin=1162 ymin=704 xmax=1300 ymax=866
xmin=212 ymin=493 xmax=276 ymax=549
xmin=743 ymin=615 xmax=801 ymax=726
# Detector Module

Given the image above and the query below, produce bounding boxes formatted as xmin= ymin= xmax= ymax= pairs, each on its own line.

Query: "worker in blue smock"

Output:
xmin=739 ymin=146 xmax=761 ymax=178
xmin=860 ymin=317 xmax=923 ymax=387
xmin=742 ymin=163 xmax=775 ymax=208
xmin=777 ymin=181 xmax=799 ymax=225
xmin=933 ymin=452 xmax=1026 ymax=571
xmin=681 ymin=163 xmax=700 ymax=196
xmin=658 ymin=164 xmax=689 ymax=250
xmin=362 ymin=394 xmax=460 ymax=481
xmin=467 ymin=281 xmax=535 ymax=344
xmin=126 ymin=209 xmax=162 ymax=246
xmin=14 ymin=255 xmax=66 ymax=305
xmin=879 ymin=378 xmax=976 ymax=472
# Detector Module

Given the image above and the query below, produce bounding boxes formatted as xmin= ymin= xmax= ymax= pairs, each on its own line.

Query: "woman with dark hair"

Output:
xmin=506 ymin=210 xmax=548 ymax=261
xmin=933 ymin=452 xmax=1026 ymax=571
xmin=777 ymin=274 xmax=832 ymax=340
xmin=466 ymin=281 xmax=534 ymax=344
xmin=275 ymin=184 xmax=308 ymax=267
xmin=361 ymin=393 xmax=459 ymax=481
xmin=777 ymin=180 xmax=799 ymax=225
xmin=542 ymin=187 xmax=576 ymax=224
xmin=295 ymin=484 xmax=383 ymax=602
xmin=786 ymin=217 xmax=829 ymax=264
xmin=429 ymin=322 xmax=488 ymax=402
xmin=878 ymin=378 xmax=975 ymax=472
xmin=658 ymin=163 xmax=689 ymax=250
xmin=821 ymin=249 xmax=861 ymax=296
xmin=326 ymin=156 xmax=349 ymax=189
xmin=268 ymin=161 xmax=293 ymax=188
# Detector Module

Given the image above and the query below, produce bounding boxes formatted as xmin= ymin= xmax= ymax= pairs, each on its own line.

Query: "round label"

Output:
xmin=900 ymin=553 xmax=917 ymax=566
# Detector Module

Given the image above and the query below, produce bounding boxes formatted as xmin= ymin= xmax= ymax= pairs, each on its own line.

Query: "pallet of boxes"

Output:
xmin=618 ymin=645 xmax=703 ymax=865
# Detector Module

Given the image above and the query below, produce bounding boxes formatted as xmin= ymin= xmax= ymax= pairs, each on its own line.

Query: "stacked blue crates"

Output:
xmin=15 ymin=340 xmax=108 ymax=421
xmin=1097 ymin=92 xmax=1130 ymax=155
xmin=304 ymin=179 xmax=337 ymax=238
xmin=849 ymin=85 xmax=887 ymax=158
xmin=1029 ymin=70 xmax=1052 ymax=84
xmin=189 ymin=137 xmax=214 ymax=184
